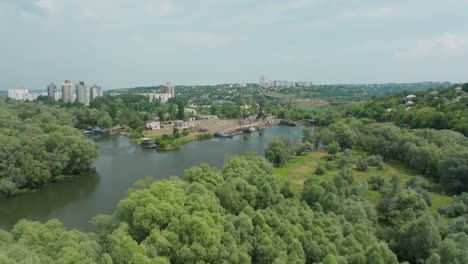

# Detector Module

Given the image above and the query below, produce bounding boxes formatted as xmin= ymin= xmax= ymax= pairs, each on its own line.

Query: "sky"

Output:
xmin=1 ymin=0 xmax=468 ymax=89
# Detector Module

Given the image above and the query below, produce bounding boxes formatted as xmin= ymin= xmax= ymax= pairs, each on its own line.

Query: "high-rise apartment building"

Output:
xmin=75 ymin=81 xmax=89 ymax=105
xmin=90 ymin=84 xmax=103 ymax=101
xmin=47 ymin=83 xmax=57 ymax=98
xmin=61 ymin=80 xmax=74 ymax=103
xmin=165 ymin=82 xmax=175 ymax=97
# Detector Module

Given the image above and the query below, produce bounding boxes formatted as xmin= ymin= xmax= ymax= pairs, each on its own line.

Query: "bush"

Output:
xmin=406 ymin=176 xmax=432 ymax=190
xmin=376 ymin=161 xmax=384 ymax=170
xmin=356 ymin=156 xmax=368 ymax=171
xmin=438 ymin=202 xmax=466 ymax=217
xmin=337 ymin=155 xmax=349 ymax=168
xmin=325 ymin=161 xmax=336 ymax=170
xmin=368 ymin=175 xmax=385 ymax=191
xmin=367 ymin=155 xmax=383 ymax=166
xmin=182 ymin=130 xmax=190 ymax=136
xmin=0 ymin=179 xmax=18 ymax=198
xmin=416 ymin=188 xmax=433 ymax=206
xmin=327 ymin=141 xmax=340 ymax=154
xmin=343 ymin=149 xmax=353 ymax=159
xmin=315 ymin=164 xmax=327 ymax=175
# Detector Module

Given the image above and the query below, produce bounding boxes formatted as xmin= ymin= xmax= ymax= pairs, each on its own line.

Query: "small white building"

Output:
xmin=406 ymin=95 xmax=416 ymax=101
xmin=145 ymin=121 xmax=161 ymax=130
xmin=174 ymin=120 xmax=201 ymax=130
xmin=197 ymin=115 xmax=218 ymax=120
xmin=184 ymin=108 xmax=197 ymax=114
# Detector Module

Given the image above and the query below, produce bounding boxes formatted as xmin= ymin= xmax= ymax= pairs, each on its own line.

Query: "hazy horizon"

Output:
xmin=1 ymin=0 xmax=467 ymax=90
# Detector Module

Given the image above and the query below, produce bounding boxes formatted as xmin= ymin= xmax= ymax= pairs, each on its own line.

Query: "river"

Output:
xmin=0 ymin=125 xmax=303 ymax=231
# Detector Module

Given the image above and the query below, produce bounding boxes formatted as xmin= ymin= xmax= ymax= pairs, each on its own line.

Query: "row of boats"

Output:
xmin=214 ymin=127 xmax=257 ymax=138
xmin=85 ymin=126 xmax=259 ymax=149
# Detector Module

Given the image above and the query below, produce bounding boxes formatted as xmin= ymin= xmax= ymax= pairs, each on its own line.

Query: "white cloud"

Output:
xmin=397 ymin=33 xmax=468 ymax=56
xmin=34 ymin=0 xmax=59 ymax=13
xmin=144 ymin=1 xmax=173 ymax=16
xmin=160 ymin=31 xmax=246 ymax=49
xmin=343 ymin=7 xmax=402 ymax=18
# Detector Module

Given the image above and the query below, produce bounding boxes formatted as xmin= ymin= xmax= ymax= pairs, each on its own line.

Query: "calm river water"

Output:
xmin=0 ymin=125 xmax=302 ymax=231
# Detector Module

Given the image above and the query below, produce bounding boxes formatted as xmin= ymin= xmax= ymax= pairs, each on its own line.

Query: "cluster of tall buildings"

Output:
xmin=47 ymin=80 xmax=103 ymax=105
xmin=259 ymin=76 xmax=313 ymax=88
xmin=7 ymin=87 xmax=46 ymax=101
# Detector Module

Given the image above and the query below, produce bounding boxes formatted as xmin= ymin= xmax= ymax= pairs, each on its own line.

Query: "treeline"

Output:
xmin=301 ymin=121 xmax=468 ymax=195
xmin=307 ymin=149 xmax=468 ymax=263
xmin=0 ymin=101 xmax=97 ymax=197
xmin=346 ymin=83 xmax=468 ymax=135
xmin=0 ymin=153 xmax=400 ymax=263
xmin=266 ymin=125 xmax=468 ymax=263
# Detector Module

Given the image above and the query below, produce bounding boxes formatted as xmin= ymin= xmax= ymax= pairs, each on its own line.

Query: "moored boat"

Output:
xmin=243 ymin=127 xmax=257 ymax=133
xmin=85 ymin=126 xmax=103 ymax=135
xmin=214 ymin=131 xmax=234 ymax=138
xmin=140 ymin=138 xmax=158 ymax=148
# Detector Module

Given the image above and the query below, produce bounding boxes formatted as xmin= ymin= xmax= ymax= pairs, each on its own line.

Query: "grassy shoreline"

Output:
xmin=137 ymin=132 xmax=213 ymax=151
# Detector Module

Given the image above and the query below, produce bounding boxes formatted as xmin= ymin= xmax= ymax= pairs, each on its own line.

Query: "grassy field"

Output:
xmin=273 ymin=151 xmax=453 ymax=211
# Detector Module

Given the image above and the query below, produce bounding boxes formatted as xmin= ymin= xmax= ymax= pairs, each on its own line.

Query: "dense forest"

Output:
xmin=264 ymin=122 xmax=468 ymax=263
xmin=345 ymin=83 xmax=468 ymax=136
xmin=1 ymin=154 xmax=400 ymax=263
xmin=2 ymin=151 xmax=468 ymax=263
xmin=0 ymin=101 xmax=97 ymax=197
xmin=1 ymin=83 xmax=468 ymax=263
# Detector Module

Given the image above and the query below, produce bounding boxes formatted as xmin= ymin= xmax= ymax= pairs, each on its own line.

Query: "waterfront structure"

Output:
xmin=197 ymin=114 xmax=218 ymax=120
xmin=61 ymin=80 xmax=74 ymax=103
xmin=47 ymin=83 xmax=57 ymax=98
xmin=89 ymin=84 xmax=103 ymax=101
xmin=165 ymin=82 xmax=175 ymax=97
xmin=145 ymin=121 xmax=161 ymax=130
xmin=174 ymin=120 xmax=201 ymax=130
xmin=75 ymin=81 xmax=89 ymax=105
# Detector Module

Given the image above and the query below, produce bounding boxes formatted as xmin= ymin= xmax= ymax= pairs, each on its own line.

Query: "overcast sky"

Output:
xmin=1 ymin=0 xmax=467 ymax=89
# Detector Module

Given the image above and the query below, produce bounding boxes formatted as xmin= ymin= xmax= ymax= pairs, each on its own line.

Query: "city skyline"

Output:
xmin=1 ymin=0 xmax=468 ymax=89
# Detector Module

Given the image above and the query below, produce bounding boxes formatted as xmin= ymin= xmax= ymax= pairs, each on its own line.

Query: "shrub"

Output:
xmin=367 ymin=155 xmax=383 ymax=166
xmin=327 ymin=141 xmax=340 ymax=154
xmin=337 ymin=156 xmax=349 ymax=168
xmin=376 ymin=161 xmax=384 ymax=170
xmin=325 ymin=161 xmax=336 ymax=170
xmin=315 ymin=164 xmax=327 ymax=175
xmin=368 ymin=175 xmax=385 ymax=191
xmin=182 ymin=130 xmax=190 ymax=136
xmin=356 ymin=156 xmax=368 ymax=171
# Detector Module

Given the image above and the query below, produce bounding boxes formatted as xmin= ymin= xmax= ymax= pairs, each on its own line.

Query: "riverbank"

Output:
xmin=142 ymin=118 xmax=280 ymax=150
xmin=0 ymin=125 xmax=304 ymax=231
